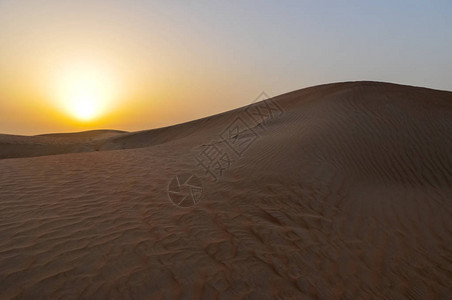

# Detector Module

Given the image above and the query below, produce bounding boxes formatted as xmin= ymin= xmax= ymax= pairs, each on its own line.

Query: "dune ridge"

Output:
xmin=0 ymin=81 xmax=451 ymax=298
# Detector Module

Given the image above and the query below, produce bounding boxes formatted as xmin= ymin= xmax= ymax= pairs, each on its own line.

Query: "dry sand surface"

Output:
xmin=0 ymin=81 xmax=451 ymax=299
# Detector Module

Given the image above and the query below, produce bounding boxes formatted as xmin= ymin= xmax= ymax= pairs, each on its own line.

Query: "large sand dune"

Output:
xmin=0 ymin=81 xmax=451 ymax=298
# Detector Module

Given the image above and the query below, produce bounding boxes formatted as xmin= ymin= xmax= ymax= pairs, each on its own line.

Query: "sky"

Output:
xmin=0 ymin=0 xmax=451 ymax=135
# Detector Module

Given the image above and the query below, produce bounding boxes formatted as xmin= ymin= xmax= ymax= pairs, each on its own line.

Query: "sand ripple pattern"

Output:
xmin=0 ymin=82 xmax=451 ymax=299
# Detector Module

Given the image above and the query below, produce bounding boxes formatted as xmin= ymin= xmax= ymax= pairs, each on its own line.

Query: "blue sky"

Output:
xmin=151 ymin=0 xmax=452 ymax=91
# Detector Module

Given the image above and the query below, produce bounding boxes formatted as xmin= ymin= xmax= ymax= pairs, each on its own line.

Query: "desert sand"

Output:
xmin=0 ymin=81 xmax=451 ymax=298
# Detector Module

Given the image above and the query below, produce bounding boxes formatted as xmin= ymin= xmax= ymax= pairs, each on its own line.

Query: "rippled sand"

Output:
xmin=0 ymin=81 xmax=451 ymax=298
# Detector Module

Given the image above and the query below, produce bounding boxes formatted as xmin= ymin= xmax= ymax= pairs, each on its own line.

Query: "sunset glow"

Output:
xmin=0 ymin=1 xmax=451 ymax=135
xmin=53 ymin=62 xmax=117 ymax=122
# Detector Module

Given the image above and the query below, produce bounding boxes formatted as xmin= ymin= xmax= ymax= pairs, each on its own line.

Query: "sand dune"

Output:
xmin=0 ymin=81 xmax=451 ymax=298
xmin=0 ymin=130 xmax=126 ymax=160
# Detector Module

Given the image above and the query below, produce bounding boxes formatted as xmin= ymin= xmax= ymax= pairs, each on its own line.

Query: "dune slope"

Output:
xmin=0 ymin=81 xmax=451 ymax=298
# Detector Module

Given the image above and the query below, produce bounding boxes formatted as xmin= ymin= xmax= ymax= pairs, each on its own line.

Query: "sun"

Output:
xmin=53 ymin=61 xmax=117 ymax=122
xmin=64 ymin=76 xmax=105 ymax=121
xmin=72 ymin=95 xmax=100 ymax=121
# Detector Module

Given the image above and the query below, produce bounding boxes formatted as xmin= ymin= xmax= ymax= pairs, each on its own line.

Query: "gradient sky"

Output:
xmin=1 ymin=0 xmax=451 ymax=135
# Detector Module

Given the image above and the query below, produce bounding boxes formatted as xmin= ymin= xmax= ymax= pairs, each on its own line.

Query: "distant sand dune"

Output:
xmin=0 ymin=81 xmax=451 ymax=298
